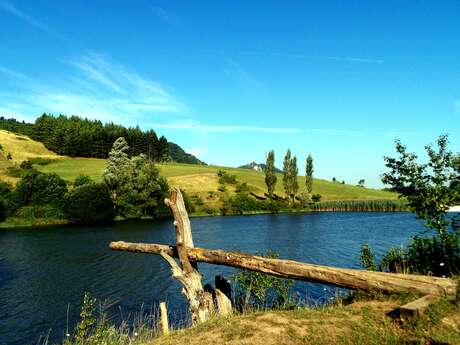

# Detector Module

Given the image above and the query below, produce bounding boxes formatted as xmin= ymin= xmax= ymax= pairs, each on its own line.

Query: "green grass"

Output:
xmin=35 ymin=158 xmax=399 ymax=201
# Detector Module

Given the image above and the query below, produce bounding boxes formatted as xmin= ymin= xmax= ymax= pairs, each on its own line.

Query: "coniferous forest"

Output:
xmin=0 ymin=114 xmax=203 ymax=164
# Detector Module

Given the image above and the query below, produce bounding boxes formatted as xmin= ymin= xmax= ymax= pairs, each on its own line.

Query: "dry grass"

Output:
xmin=147 ymin=298 xmax=460 ymax=345
xmin=0 ymin=130 xmax=62 ymax=184
xmin=0 ymin=130 xmax=58 ymax=163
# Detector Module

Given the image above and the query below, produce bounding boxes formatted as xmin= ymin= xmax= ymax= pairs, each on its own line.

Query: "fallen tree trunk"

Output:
xmin=109 ymin=241 xmax=457 ymax=298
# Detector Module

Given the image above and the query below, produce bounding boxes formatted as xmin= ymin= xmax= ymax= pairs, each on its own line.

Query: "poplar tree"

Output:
xmin=305 ymin=154 xmax=314 ymax=193
xmin=283 ymin=149 xmax=299 ymax=202
xmin=290 ymin=156 xmax=299 ymax=199
xmin=265 ymin=150 xmax=277 ymax=198
xmin=283 ymin=149 xmax=292 ymax=198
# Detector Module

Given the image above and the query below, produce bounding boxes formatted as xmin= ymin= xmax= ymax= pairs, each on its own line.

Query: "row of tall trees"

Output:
xmin=264 ymin=150 xmax=314 ymax=202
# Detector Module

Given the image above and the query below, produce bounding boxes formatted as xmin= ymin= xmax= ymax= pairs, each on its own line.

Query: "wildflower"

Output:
xmin=440 ymin=262 xmax=445 ymax=267
xmin=66 ymin=333 xmax=70 ymax=337
xmin=134 ymin=332 xmax=138 ymax=337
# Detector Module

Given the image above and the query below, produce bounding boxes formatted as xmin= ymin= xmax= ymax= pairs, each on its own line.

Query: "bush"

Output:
xmin=64 ymin=183 xmax=114 ymax=224
xmin=15 ymin=170 xmax=68 ymax=206
xmin=19 ymin=160 xmax=33 ymax=170
xmin=14 ymin=204 xmax=66 ymax=220
xmin=28 ymin=157 xmax=54 ymax=165
xmin=0 ymin=181 xmax=14 ymax=221
xmin=6 ymin=166 xmax=22 ymax=177
xmin=180 ymin=189 xmax=195 ymax=214
xmin=234 ymin=250 xmax=293 ymax=310
xmin=311 ymin=194 xmax=322 ymax=202
xmin=74 ymin=175 xmax=93 ymax=187
xmin=217 ymin=170 xmax=237 ymax=184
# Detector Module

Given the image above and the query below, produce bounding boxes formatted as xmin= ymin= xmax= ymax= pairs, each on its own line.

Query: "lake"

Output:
xmin=0 ymin=212 xmax=424 ymax=345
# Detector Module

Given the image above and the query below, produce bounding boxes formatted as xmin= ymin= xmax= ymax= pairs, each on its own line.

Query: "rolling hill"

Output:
xmin=0 ymin=130 xmax=399 ymax=211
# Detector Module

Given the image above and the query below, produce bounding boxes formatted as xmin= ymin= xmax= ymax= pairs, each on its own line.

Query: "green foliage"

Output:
xmin=0 ymin=181 xmax=13 ymax=221
xmin=103 ymin=139 xmax=170 ymax=219
xmin=382 ymin=135 xmax=458 ymax=238
xmin=282 ymin=149 xmax=299 ymax=201
xmin=311 ymin=193 xmax=322 ymax=202
xmin=14 ymin=170 xmax=68 ymax=206
xmin=358 ymin=179 xmax=365 ymax=187
xmin=19 ymin=160 xmax=33 ymax=170
xmin=6 ymin=152 xmax=12 ymax=160
xmin=360 ymin=244 xmax=377 ymax=271
xmin=13 ymin=204 xmax=66 ymax=220
xmin=234 ymin=250 xmax=294 ymax=309
xmin=380 ymin=135 xmax=460 ymax=276
xmin=264 ymin=150 xmax=277 ymax=198
xmin=64 ymin=183 xmax=114 ymax=224
xmin=28 ymin=157 xmax=54 ymax=165
xmin=180 ymin=189 xmax=195 ymax=214
xmin=73 ymin=175 xmax=93 ymax=187
xmin=310 ymin=199 xmax=407 ymax=211
xmin=305 ymin=154 xmax=314 ymax=193
xmin=235 ymin=182 xmax=250 ymax=194
xmin=6 ymin=166 xmax=23 ymax=177
xmin=380 ymin=246 xmax=407 ymax=274
xmin=75 ymin=293 xmax=97 ymax=343
xmin=217 ymin=170 xmax=237 ymax=184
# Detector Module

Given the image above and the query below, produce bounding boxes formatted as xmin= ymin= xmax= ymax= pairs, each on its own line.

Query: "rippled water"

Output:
xmin=0 ymin=212 xmax=424 ymax=345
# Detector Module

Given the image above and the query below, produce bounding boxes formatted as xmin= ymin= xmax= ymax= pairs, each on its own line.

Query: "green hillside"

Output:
xmin=35 ymin=157 xmax=398 ymax=201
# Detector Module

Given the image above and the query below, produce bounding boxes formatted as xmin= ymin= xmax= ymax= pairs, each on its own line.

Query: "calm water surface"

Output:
xmin=0 ymin=212 xmax=424 ymax=345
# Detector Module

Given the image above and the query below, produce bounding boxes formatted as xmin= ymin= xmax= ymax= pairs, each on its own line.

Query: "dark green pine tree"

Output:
xmin=305 ymin=154 xmax=314 ymax=193
xmin=264 ymin=150 xmax=277 ymax=198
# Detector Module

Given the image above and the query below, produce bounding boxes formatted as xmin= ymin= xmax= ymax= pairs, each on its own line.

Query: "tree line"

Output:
xmin=264 ymin=149 xmax=318 ymax=203
xmin=0 ymin=137 xmax=171 ymax=225
xmin=0 ymin=114 xmax=203 ymax=164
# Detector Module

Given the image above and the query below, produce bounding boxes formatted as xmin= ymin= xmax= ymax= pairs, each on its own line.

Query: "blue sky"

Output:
xmin=0 ymin=1 xmax=459 ymax=187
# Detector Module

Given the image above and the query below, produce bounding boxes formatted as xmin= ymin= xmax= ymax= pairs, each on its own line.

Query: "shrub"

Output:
xmin=64 ymin=183 xmax=114 ymax=224
xmin=74 ymin=175 xmax=93 ymax=187
xmin=15 ymin=170 xmax=68 ymax=206
xmin=6 ymin=166 xmax=22 ymax=177
xmin=311 ymin=194 xmax=321 ymax=202
xmin=19 ymin=160 xmax=33 ymax=170
xmin=28 ymin=157 xmax=54 ymax=165
xmin=234 ymin=250 xmax=294 ymax=310
xmin=14 ymin=204 xmax=66 ymax=220
xmin=217 ymin=170 xmax=237 ymax=184
xmin=180 ymin=189 xmax=195 ymax=214
xmin=0 ymin=181 xmax=14 ymax=221
xmin=217 ymin=184 xmax=227 ymax=192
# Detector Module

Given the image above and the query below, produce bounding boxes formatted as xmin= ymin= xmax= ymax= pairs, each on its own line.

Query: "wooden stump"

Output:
xmin=159 ymin=302 xmax=169 ymax=335
xmin=160 ymin=188 xmax=214 ymax=324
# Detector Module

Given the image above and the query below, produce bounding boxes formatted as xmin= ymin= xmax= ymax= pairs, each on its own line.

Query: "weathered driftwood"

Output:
xmin=160 ymin=188 xmax=214 ymax=324
xmin=109 ymin=241 xmax=458 ymax=298
xmin=398 ymin=294 xmax=440 ymax=320
xmin=159 ymin=302 xmax=169 ymax=335
xmin=215 ymin=289 xmax=233 ymax=316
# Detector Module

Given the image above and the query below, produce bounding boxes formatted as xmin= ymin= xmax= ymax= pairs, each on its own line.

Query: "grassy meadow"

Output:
xmin=33 ymin=157 xmax=399 ymax=201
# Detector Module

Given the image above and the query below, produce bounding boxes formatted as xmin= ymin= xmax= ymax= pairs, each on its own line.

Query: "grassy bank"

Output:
xmin=61 ymin=293 xmax=460 ymax=345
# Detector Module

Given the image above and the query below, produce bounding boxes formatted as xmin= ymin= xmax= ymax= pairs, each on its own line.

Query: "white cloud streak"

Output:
xmin=0 ymin=52 xmax=186 ymax=124
xmin=239 ymin=51 xmax=384 ymax=64
xmin=0 ymin=0 xmax=66 ymax=40
xmin=150 ymin=122 xmax=300 ymax=134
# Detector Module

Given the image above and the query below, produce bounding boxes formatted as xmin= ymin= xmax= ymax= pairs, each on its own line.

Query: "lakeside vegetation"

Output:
xmin=0 ymin=118 xmax=406 ymax=228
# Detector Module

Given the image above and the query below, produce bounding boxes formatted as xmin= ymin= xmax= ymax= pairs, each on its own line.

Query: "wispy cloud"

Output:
xmin=0 ymin=0 xmax=65 ymax=40
xmin=239 ymin=51 xmax=384 ymax=64
xmin=327 ymin=56 xmax=384 ymax=64
xmin=224 ymin=58 xmax=263 ymax=92
xmin=0 ymin=52 xmax=186 ymax=124
xmin=151 ymin=6 xmax=178 ymax=26
xmin=306 ymin=128 xmax=364 ymax=136
xmin=150 ymin=122 xmax=299 ymax=134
